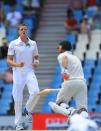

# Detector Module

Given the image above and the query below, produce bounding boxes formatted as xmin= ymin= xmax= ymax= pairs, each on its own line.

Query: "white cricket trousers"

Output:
xmin=56 ymin=79 xmax=87 ymax=110
xmin=12 ymin=71 xmax=39 ymax=126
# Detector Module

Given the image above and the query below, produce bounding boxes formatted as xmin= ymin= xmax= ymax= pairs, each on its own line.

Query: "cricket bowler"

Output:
xmin=7 ymin=23 xmax=40 ymax=130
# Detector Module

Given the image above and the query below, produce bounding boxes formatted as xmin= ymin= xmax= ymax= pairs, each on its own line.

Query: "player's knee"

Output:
xmin=60 ymin=103 xmax=69 ymax=109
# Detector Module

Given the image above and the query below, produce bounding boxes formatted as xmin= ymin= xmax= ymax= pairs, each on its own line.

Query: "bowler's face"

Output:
xmin=18 ymin=26 xmax=27 ymax=37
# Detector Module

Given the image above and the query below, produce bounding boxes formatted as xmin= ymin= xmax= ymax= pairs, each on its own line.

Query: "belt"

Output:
xmin=64 ymin=77 xmax=85 ymax=81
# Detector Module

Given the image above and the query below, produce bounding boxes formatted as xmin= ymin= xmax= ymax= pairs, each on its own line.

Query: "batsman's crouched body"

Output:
xmin=49 ymin=41 xmax=88 ymax=119
xmin=56 ymin=78 xmax=87 ymax=110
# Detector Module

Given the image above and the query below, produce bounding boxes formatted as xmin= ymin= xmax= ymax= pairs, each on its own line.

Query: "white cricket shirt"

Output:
xmin=57 ymin=51 xmax=84 ymax=79
xmin=7 ymin=37 xmax=38 ymax=73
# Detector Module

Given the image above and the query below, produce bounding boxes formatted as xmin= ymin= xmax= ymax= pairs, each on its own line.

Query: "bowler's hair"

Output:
xmin=59 ymin=41 xmax=73 ymax=51
xmin=18 ymin=23 xmax=27 ymax=30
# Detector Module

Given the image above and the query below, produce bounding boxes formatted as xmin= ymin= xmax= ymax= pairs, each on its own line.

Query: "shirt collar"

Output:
xmin=65 ymin=51 xmax=72 ymax=54
xmin=18 ymin=37 xmax=31 ymax=45
xmin=67 ymin=51 xmax=72 ymax=54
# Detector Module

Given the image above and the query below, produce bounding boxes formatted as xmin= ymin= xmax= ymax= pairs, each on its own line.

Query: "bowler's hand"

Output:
xmin=16 ymin=62 xmax=24 ymax=67
xmin=32 ymin=60 xmax=39 ymax=68
xmin=32 ymin=63 xmax=38 ymax=68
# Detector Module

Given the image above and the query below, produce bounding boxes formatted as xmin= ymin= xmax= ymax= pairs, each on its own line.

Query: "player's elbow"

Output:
xmin=7 ymin=56 xmax=13 ymax=65
xmin=7 ymin=58 xmax=10 ymax=65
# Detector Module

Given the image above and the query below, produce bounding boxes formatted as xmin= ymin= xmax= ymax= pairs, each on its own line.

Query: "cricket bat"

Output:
xmin=37 ymin=88 xmax=60 ymax=96
xmin=26 ymin=88 xmax=60 ymax=113
xmin=26 ymin=94 xmax=40 ymax=112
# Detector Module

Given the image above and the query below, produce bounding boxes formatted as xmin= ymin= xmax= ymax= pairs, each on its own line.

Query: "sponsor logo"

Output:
xmin=45 ymin=118 xmax=68 ymax=130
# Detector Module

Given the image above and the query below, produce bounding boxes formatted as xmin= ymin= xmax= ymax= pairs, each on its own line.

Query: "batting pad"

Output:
xmin=49 ymin=102 xmax=75 ymax=116
xmin=26 ymin=94 xmax=40 ymax=113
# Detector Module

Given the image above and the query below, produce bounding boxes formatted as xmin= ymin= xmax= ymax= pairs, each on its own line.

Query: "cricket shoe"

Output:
xmin=75 ymin=107 xmax=89 ymax=118
xmin=15 ymin=123 xmax=24 ymax=130
xmin=68 ymin=107 xmax=89 ymax=125
xmin=23 ymin=107 xmax=29 ymax=115
xmin=23 ymin=107 xmax=32 ymax=124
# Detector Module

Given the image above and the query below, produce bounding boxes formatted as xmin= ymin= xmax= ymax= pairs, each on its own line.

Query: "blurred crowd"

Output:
xmin=64 ymin=0 xmax=101 ymax=45
xmin=0 ymin=0 xmax=41 ymax=45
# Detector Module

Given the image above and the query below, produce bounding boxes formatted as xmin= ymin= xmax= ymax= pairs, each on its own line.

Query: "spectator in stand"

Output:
xmin=87 ymin=0 xmax=96 ymax=7
xmin=3 ymin=0 xmax=17 ymax=7
xmin=0 ymin=10 xmax=6 ymax=46
xmin=90 ymin=14 xmax=101 ymax=30
xmin=0 ymin=9 xmax=6 ymax=30
xmin=0 ymin=37 xmax=8 ymax=59
xmin=66 ymin=8 xmax=74 ymax=18
xmin=80 ymin=15 xmax=91 ymax=43
xmin=0 ymin=9 xmax=5 ymax=28
xmin=22 ymin=0 xmax=40 ymax=32
xmin=64 ymin=13 xmax=79 ymax=34
xmin=0 ymin=68 xmax=13 ymax=84
xmin=22 ymin=0 xmax=40 ymax=10
xmin=0 ymin=86 xmax=3 ymax=94
xmin=96 ymin=0 xmax=101 ymax=6
xmin=22 ymin=0 xmax=40 ymax=18
xmin=6 ymin=6 xmax=22 ymax=27
xmin=68 ymin=0 xmax=86 ymax=10
xmin=86 ymin=0 xmax=98 ymax=18
xmin=3 ymin=68 xmax=13 ymax=83
xmin=94 ymin=5 xmax=101 ymax=18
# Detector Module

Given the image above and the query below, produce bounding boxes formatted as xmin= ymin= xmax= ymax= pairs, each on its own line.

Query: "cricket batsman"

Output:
xmin=49 ymin=41 xmax=88 ymax=119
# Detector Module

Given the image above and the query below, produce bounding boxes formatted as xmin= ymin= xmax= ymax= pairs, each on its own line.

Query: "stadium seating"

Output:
xmin=96 ymin=105 xmax=101 ymax=112
xmin=65 ymin=33 xmax=76 ymax=46
xmin=74 ymin=10 xmax=83 ymax=23
xmin=50 ymin=63 xmax=62 ymax=88
xmin=83 ymin=66 xmax=92 ymax=80
xmin=0 ymin=58 xmax=12 ymax=115
xmin=85 ymin=7 xmax=97 ymax=18
xmin=0 ymin=83 xmax=12 ymax=115
xmin=42 ymin=92 xmax=58 ymax=113
xmin=84 ymin=59 xmax=95 ymax=68
xmin=0 ymin=59 xmax=9 ymax=73
xmin=3 ymin=5 xmax=11 ymax=15
xmin=15 ymin=4 xmax=24 ymax=13
xmin=0 ymin=99 xmax=11 ymax=115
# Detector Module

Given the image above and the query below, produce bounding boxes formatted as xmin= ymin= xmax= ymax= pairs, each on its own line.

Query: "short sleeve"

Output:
xmin=7 ymin=42 xmax=15 ymax=55
xmin=33 ymin=41 xmax=39 ymax=56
